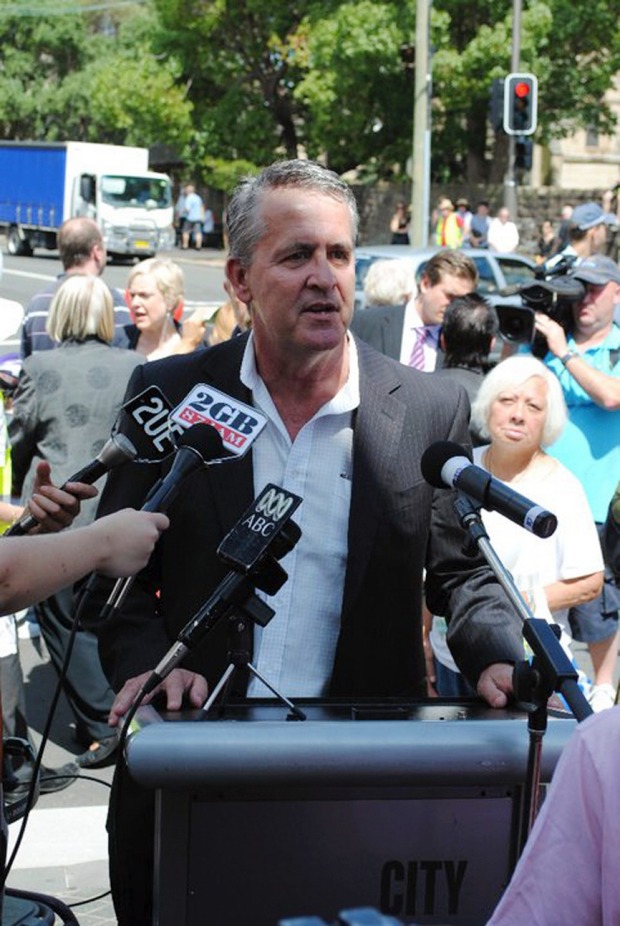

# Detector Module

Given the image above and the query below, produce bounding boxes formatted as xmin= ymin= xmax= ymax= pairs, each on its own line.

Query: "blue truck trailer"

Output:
xmin=0 ymin=140 xmax=175 ymax=259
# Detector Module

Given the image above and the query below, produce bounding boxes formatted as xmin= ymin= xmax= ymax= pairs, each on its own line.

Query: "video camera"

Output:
xmin=495 ymin=256 xmax=586 ymax=358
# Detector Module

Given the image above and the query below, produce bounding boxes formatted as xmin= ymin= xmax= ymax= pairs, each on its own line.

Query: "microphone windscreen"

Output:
xmin=420 ymin=440 xmax=471 ymax=488
xmin=176 ymin=422 xmax=229 ymax=461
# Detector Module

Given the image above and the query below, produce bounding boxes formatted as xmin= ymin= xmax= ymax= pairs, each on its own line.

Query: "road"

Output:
xmin=0 ymin=244 xmax=227 ymax=355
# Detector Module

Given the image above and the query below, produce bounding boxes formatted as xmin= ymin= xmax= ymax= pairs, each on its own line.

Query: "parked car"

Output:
xmin=354 ymin=245 xmax=537 ymax=311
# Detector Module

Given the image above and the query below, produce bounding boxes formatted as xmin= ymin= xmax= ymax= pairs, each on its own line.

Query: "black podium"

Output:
xmin=125 ymin=700 xmax=575 ymax=926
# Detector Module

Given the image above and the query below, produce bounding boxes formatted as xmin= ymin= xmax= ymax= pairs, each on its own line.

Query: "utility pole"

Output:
xmin=410 ymin=0 xmax=432 ymax=247
xmin=503 ymin=0 xmax=522 ymax=218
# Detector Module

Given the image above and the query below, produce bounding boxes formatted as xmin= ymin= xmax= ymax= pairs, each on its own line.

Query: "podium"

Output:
xmin=125 ymin=700 xmax=575 ymax=926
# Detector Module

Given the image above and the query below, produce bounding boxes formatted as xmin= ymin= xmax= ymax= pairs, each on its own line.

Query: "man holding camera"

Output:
xmin=545 ymin=201 xmax=616 ymax=271
xmin=534 ymin=254 xmax=620 ymax=710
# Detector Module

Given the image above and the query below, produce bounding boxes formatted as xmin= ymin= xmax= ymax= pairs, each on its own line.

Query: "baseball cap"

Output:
xmin=570 ymin=201 xmax=617 ymax=231
xmin=571 ymin=254 xmax=620 ymax=286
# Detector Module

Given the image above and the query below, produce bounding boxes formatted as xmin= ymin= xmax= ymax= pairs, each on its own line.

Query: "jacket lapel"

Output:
xmin=342 ymin=339 xmax=407 ymax=615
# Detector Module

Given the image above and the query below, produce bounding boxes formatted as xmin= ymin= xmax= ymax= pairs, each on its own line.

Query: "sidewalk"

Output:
xmin=6 ymin=633 xmax=116 ymax=926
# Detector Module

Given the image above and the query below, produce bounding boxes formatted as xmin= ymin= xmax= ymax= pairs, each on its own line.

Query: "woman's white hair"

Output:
xmin=471 ymin=355 xmax=567 ymax=447
xmin=363 ymin=259 xmax=415 ymax=307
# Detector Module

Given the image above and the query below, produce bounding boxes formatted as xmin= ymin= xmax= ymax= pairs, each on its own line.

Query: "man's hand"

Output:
xmin=27 ymin=461 xmax=98 ymax=533
xmin=108 ymin=668 xmax=209 ymax=728
xmin=477 ymin=663 xmax=514 ymax=708
xmin=534 ymin=312 xmax=568 ymax=358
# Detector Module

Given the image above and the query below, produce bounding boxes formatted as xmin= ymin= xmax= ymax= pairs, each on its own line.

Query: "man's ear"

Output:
xmin=226 ymin=258 xmax=252 ymax=305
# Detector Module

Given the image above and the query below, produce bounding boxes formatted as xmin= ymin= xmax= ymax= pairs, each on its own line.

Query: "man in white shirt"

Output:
xmin=86 ymin=160 xmax=524 ymax=926
xmin=488 ymin=207 xmax=520 ymax=253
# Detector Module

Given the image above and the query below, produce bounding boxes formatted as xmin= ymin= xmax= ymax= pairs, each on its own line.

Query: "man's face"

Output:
xmin=588 ymin=223 xmax=608 ymax=252
xmin=227 ymin=188 xmax=355 ymax=361
xmin=417 ymin=272 xmax=474 ymax=325
xmin=573 ymin=280 xmax=620 ymax=336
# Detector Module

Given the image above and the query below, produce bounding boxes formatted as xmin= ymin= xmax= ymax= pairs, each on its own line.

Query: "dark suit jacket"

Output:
xmin=93 ymin=333 xmax=522 ymax=697
xmin=351 ymin=303 xmax=445 ymax=369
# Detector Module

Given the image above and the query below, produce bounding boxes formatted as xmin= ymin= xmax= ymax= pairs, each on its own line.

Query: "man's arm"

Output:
xmin=424 ymin=387 xmax=523 ymax=705
xmin=535 ymin=314 xmax=620 ymax=409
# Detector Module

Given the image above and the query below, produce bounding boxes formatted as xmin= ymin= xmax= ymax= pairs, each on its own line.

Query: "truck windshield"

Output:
xmin=100 ymin=175 xmax=171 ymax=209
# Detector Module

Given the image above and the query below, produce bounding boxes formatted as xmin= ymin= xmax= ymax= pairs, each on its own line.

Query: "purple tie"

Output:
xmin=408 ymin=327 xmax=428 ymax=370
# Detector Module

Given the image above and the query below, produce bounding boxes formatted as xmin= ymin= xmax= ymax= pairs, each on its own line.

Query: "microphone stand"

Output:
xmin=452 ymin=492 xmax=592 ymax=852
xmin=143 ymin=568 xmax=305 ymax=721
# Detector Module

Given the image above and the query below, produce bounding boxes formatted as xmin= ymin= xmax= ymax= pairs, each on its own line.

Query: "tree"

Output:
xmin=0 ymin=3 xmax=193 ymax=152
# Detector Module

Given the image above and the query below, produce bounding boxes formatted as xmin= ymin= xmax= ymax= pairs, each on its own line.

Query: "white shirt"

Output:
xmin=488 ymin=218 xmax=520 ymax=253
xmin=240 ymin=334 xmax=360 ymax=697
xmin=399 ymin=298 xmax=441 ymax=370
xmin=430 ymin=448 xmax=603 ymax=669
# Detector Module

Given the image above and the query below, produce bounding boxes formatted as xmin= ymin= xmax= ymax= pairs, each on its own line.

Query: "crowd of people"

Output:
xmin=0 ymin=162 xmax=619 ymax=924
xmin=391 ymin=192 xmax=620 ymax=264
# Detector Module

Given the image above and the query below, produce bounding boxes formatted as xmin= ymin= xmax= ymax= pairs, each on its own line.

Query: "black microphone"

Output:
xmin=140 ymin=483 xmax=302 ymax=696
xmin=6 ymin=432 xmax=138 ymax=537
xmin=100 ymin=423 xmax=230 ymax=620
xmin=421 ymin=440 xmax=558 ymax=538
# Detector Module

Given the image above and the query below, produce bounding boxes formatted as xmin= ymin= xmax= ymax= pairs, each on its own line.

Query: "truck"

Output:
xmin=0 ymin=140 xmax=175 ymax=260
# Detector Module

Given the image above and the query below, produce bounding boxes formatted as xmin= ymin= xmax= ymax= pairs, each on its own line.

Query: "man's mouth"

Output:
xmin=302 ymin=302 xmax=338 ymax=315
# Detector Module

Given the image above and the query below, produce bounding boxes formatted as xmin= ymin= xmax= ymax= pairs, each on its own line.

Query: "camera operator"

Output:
xmin=534 ymin=254 xmax=620 ymax=711
xmin=545 ymin=201 xmax=616 ymax=272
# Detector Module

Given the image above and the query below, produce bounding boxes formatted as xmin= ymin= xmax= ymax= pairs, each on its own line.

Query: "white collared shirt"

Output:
xmin=399 ymin=298 xmax=441 ymax=370
xmin=240 ymin=333 xmax=360 ymax=697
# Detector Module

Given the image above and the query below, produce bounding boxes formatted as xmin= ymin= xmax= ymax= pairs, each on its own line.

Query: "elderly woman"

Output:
xmin=426 ymin=355 xmax=604 ymax=699
xmin=9 ymin=274 xmax=143 ymax=767
xmin=363 ymin=258 xmax=415 ymax=309
xmin=123 ymin=257 xmax=185 ymax=360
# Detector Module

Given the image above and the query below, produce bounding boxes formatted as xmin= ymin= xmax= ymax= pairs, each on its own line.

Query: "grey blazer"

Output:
xmin=9 ymin=338 xmax=143 ymax=527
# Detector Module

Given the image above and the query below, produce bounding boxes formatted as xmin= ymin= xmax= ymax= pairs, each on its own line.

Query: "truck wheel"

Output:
xmin=6 ymin=227 xmax=32 ymax=257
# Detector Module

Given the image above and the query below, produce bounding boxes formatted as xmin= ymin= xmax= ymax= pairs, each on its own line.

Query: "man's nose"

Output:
xmin=307 ymin=254 xmax=337 ymax=290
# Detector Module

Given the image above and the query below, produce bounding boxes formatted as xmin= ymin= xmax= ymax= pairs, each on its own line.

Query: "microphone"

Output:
xmin=6 ymin=432 xmax=138 ymax=537
xmin=100 ymin=423 xmax=230 ymax=620
xmin=140 ymin=483 xmax=302 ymax=695
xmin=420 ymin=441 xmax=558 ymax=538
xmin=140 ymin=422 xmax=229 ymax=512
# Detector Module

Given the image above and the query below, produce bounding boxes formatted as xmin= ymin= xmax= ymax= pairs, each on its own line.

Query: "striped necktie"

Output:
xmin=408 ymin=327 xmax=428 ymax=370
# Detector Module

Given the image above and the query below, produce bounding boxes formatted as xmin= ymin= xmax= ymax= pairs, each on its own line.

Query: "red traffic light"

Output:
xmin=503 ymin=72 xmax=538 ymax=135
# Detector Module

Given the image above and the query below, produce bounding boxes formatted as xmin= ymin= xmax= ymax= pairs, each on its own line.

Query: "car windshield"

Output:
xmin=496 ymin=256 xmax=537 ymax=287
xmin=101 ymin=175 xmax=172 ymax=209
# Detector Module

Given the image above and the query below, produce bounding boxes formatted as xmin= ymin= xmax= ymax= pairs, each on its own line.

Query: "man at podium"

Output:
xmin=86 ymin=160 xmax=525 ymax=925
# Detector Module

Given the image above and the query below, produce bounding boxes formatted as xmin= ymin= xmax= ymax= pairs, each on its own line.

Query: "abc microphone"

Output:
xmin=100 ymin=423 xmax=229 ymax=620
xmin=6 ymin=432 xmax=138 ymax=537
xmin=421 ymin=440 xmax=558 ymax=538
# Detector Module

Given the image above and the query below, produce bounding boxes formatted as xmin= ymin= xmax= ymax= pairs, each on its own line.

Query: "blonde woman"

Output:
xmin=123 ymin=257 xmax=185 ymax=360
xmin=9 ymin=273 xmax=143 ymax=768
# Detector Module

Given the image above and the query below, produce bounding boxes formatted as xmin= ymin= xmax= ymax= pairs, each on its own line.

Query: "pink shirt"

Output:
xmin=488 ymin=707 xmax=620 ymax=925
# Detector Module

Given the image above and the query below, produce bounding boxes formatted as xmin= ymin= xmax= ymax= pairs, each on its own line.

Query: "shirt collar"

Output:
xmin=240 ymin=331 xmax=360 ymax=419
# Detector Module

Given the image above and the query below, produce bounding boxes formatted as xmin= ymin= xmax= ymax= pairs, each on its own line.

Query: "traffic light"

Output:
xmin=488 ymin=78 xmax=504 ymax=131
xmin=503 ymin=73 xmax=538 ymax=135
xmin=515 ymin=138 xmax=533 ymax=170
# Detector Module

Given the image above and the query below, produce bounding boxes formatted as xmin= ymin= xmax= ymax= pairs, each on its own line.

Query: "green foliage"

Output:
xmin=0 ymin=0 xmax=618 ymax=183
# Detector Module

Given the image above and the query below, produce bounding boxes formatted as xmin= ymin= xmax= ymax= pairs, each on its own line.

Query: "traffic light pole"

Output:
xmin=410 ymin=0 xmax=431 ymax=248
xmin=503 ymin=0 xmax=522 ymax=218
